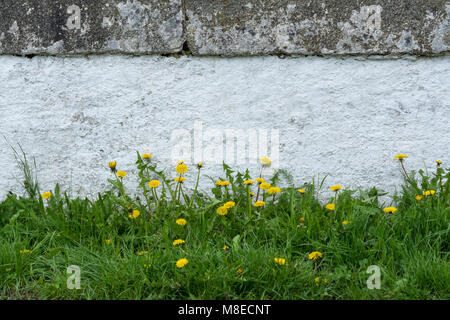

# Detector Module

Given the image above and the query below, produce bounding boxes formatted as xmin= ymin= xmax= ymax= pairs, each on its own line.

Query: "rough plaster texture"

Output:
xmin=0 ymin=55 xmax=449 ymax=201
xmin=0 ymin=0 xmax=183 ymax=55
xmin=1 ymin=0 xmax=449 ymax=56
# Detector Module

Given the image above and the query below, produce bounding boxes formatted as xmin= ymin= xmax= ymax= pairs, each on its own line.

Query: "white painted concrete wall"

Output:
xmin=0 ymin=55 xmax=449 ymax=200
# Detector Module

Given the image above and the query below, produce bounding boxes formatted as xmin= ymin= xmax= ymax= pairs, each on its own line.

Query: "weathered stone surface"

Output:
xmin=0 ymin=0 xmax=449 ymax=56
xmin=185 ymin=0 xmax=450 ymax=56
xmin=0 ymin=0 xmax=183 ymax=55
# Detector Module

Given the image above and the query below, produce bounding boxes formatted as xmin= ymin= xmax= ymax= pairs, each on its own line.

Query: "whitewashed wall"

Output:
xmin=0 ymin=55 xmax=449 ymax=200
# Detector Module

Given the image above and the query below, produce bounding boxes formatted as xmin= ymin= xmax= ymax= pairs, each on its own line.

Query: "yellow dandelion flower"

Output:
xmin=197 ymin=162 xmax=203 ymax=168
xmin=117 ymin=171 xmax=127 ymax=178
xmin=394 ymin=154 xmax=408 ymax=160
xmin=224 ymin=201 xmax=236 ymax=209
xmin=255 ymin=178 xmax=265 ymax=183
xmin=383 ymin=207 xmax=397 ymax=214
xmin=260 ymin=182 xmax=271 ymax=190
xmin=254 ymin=201 xmax=265 ymax=207
xmin=173 ymin=239 xmax=185 ymax=246
xmin=274 ymin=258 xmax=286 ymax=265
xmin=315 ymin=277 xmax=328 ymax=286
xmin=342 ymin=220 xmax=351 ymax=225
xmin=41 ymin=192 xmax=52 ymax=199
xmin=19 ymin=249 xmax=32 ymax=254
xmin=261 ymin=156 xmax=271 ymax=166
xmin=176 ymin=218 xmax=187 ymax=226
xmin=237 ymin=268 xmax=243 ymax=275
xmin=216 ymin=206 xmax=228 ymax=216
xmin=148 ymin=180 xmax=160 ymax=188
xmin=244 ymin=180 xmax=254 ymax=185
xmin=267 ymin=187 xmax=281 ymax=194
xmin=308 ymin=251 xmax=323 ymax=260
xmin=142 ymin=153 xmax=152 ymax=160
xmin=436 ymin=160 xmax=442 ymax=165
xmin=129 ymin=209 xmax=140 ymax=219
xmin=105 ymin=239 xmax=111 ymax=245
xmin=176 ymin=258 xmax=188 ymax=268
xmin=250 ymin=192 xmax=255 ymax=197
xmin=298 ymin=189 xmax=306 ymax=194
xmin=215 ymin=180 xmax=230 ymax=187
xmin=108 ymin=161 xmax=117 ymax=170
xmin=174 ymin=177 xmax=186 ymax=183
xmin=423 ymin=190 xmax=436 ymax=196
xmin=299 ymin=217 xmax=305 ymax=223
xmin=330 ymin=185 xmax=342 ymax=192
xmin=415 ymin=195 xmax=423 ymax=201
xmin=223 ymin=245 xmax=230 ymax=251
xmin=176 ymin=163 xmax=188 ymax=174
xmin=325 ymin=203 xmax=335 ymax=211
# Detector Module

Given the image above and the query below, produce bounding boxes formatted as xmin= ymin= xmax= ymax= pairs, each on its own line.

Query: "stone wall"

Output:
xmin=0 ymin=1 xmax=449 ymax=199
xmin=0 ymin=0 xmax=449 ymax=56
xmin=0 ymin=0 xmax=184 ymax=54
xmin=185 ymin=0 xmax=450 ymax=55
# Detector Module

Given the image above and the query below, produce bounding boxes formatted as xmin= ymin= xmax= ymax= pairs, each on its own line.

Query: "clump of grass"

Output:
xmin=7 ymin=140 xmax=40 ymax=199
xmin=0 ymin=152 xmax=448 ymax=300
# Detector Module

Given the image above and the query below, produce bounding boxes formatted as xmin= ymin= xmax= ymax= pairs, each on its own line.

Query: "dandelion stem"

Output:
xmin=180 ymin=185 xmax=188 ymax=204
xmin=247 ymin=186 xmax=252 ymax=219
xmin=143 ymin=168 xmax=153 ymax=208
xmin=189 ymin=168 xmax=201 ymax=209
xmin=175 ymin=173 xmax=182 ymax=204
xmin=178 ymin=183 xmax=184 ymax=204
xmin=114 ymin=172 xmax=129 ymax=206
xmin=152 ymin=188 xmax=159 ymax=208
xmin=255 ymin=167 xmax=264 ymax=202
xmin=334 ymin=191 xmax=338 ymax=213
xmin=255 ymin=185 xmax=261 ymax=202
xmin=225 ymin=186 xmax=229 ymax=201
xmin=400 ymin=160 xmax=411 ymax=181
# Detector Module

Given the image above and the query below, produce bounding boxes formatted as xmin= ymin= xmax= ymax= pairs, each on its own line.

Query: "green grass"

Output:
xmin=0 ymin=153 xmax=448 ymax=300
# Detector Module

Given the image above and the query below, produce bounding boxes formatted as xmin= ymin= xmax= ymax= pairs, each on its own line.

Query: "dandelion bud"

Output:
xmin=261 ymin=156 xmax=271 ymax=166
xmin=109 ymin=161 xmax=117 ymax=172
xmin=142 ymin=153 xmax=152 ymax=160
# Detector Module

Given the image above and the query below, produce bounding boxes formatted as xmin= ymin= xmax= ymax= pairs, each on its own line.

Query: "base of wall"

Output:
xmin=1 ymin=55 xmax=449 ymax=199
